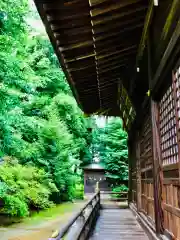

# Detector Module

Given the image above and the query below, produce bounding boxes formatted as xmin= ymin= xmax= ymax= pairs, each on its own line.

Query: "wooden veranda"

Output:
xmin=34 ymin=0 xmax=180 ymax=239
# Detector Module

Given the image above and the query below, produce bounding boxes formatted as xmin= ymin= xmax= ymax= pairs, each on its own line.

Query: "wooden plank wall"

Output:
xmin=160 ymin=65 xmax=180 ymax=239
xmin=139 ymin=114 xmax=155 ymax=223
xmin=131 ymin=63 xmax=180 ymax=239
xmin=131 ymin=138 xmax=137 ymax=206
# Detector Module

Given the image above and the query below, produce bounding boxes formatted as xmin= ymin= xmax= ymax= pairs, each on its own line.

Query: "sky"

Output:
xmin=94 ymin=116 xmax=106 ymax=128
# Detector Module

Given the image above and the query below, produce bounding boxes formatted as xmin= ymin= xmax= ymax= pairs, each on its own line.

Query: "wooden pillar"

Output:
xmin=136 ymin=133 xmax=141 ymax=212
xmin=151 ymin=100 xmax=164 ymax=234
xmin=148 ymin=36 xmax=164 ymax=235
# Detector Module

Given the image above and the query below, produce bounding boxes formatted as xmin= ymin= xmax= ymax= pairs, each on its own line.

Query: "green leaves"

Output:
xmin=92 ymin=118 xmax=128 ymax=183
xmin=0 ymin=0 xmax=92 ymax=216
xmin=0 ymin=163 xmax=57 ymax=217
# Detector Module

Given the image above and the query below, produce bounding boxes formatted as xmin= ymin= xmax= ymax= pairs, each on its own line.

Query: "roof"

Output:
xmin=34 ymin=0 xmax=152 ymax=130
xmin=83 ymin=163 xmax=105 ymax=170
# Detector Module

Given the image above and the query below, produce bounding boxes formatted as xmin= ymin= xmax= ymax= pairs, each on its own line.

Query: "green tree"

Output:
xmin=92 ymin=118 xmax=128 ymax=183
xmin=0 ymin=0 xmax=92 ymax=218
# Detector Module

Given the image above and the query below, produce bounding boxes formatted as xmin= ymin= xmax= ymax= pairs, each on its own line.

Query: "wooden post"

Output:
xmin=136 ymin=133 xmax=141 ymax=212
xmin=150 ymin=100 xmax=164 ymax=234
xmin=148 ymin=35 xmax=164 ymax=235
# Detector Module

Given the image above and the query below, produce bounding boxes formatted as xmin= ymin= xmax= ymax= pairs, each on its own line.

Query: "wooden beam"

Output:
xmin=53 ymin=26 xmax=92 ymax=36
xmin=78 ymin=82 xmax=116 ymax=93
xmin=95 ymin=35 xmax=139 ymax=51
xmin=49 ymin=18 xmax=90 ymax=30
xmin=151 ymin=20 xmax=180 ymax=92
xmin=129 ymin=1 xmax=154 ymax=97
xmin=96 ymin=42 xmax=136 ymax=55
xmin=99 ymin=71 xmax=121 ymax=78
xmin=44 ymin=0 xmax=87 ymax=10
xmin=95 ymin=23 xmax=143 ymax=41
xmin=136 ymin=0 xmax=154 ymax=62
xmin=90 ymin=0 xmax=141 ymax=17
xmin=92 ymin=6 xmax=147 ymax=26
xmin=97 ymin=45 xmax=137 ymax=60
xmin=100 ymin=94 xmax=115 ymax=100
xmin=155 ymin=0 xmax=180 ymax=60
xmin=98 ymin=60 xmax=128 ymax=71
xmin=59 ymin=40 xmax=93 ymax=52
xmin=97 ymin=50 xmax=136 ymax=64
xmin=98 ymin=64 xmax=125 ymax=74
xmin=33 ymin=0 xmax=82 ymax=108
xmin=68 ymin=64 xmax=95 ymax=72
xmin=47 ymin=12 xmax=89 ymax=22
xmin=93 ymin=16 xmax=145 ymax=35
xmin=89 ymin=0 xmax=109 ymax=7
xmin=98 ymin=57 xmax=129 ymax=66
xmin=76 ymin=77 xmax=118 ymax=89
xmin=55 ymin=34 xmax=92 ymax=45
xmin=64 ymin=53 xmax=95 ymax=63
xmin=75 ymin=74 xmax=97 ymax=83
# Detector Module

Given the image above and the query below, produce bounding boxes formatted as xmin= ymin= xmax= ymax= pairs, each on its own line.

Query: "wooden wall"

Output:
xmin=161 ymin=65 xmax=180 ymax=239
xmin=130 ymin=63 xmax=180 ymax=239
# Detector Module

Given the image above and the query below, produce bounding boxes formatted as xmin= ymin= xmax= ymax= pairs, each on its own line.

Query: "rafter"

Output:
xmin=64 ymin=53 xmax=95 ymax=63
xmin=59 ymin=40 xmax=93 ymax=52
xmin=44 ymin=0 xmax=87 ymax=10
xmin=98 ymin=64 xmax=125 ymax=74
xmin=93 ymin=16 xmax=145 ymax=35
xmin=68 ymin=64 xmax=95 ymax=72
xmin=96 ymin=43 xmax=136 ymax=56
xmin=97 ymin=45 xmax=137 ymax=60
xmin=90 ymin=0 xmax=141 ymax=17
xmin=95 ymin=35 xmax=139 ymax=51
xmin=92 ymin=6 xmax=147 ymax=26
xmin=95 ymin=23 xmax=143 ymax=41
xmin=89 ymin=0 xmax=109 ymax=7
xmin=47 ymin=12 xmax=89 ymax=22
xmin=97 ymin=50 xmax=136 ymax=64
xmin=53 ymin=26 xmax=92 ymax=36
xmin=98 ymin=60 xmax=128 ymax=71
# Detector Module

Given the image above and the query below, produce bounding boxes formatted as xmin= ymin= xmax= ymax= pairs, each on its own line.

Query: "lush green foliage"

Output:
xmin=74 ymin=184 xmax=84 ymax=200
xmin=112 ymin=185 xmax=129 ymax=198
xmin=0 ymin=0 xmax=128 ymax=219
xmin=0 ymin=163 xmax=57 ymax=217
xmin=0 ymin=0 xmax=92 ymax=217
xmin=92 ymin=118 xmax=128 ymax=183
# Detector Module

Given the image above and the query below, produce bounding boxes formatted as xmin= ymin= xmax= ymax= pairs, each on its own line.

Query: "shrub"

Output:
xmin=0 ymin=163 xmax=58 ymax=217
xmin=74 ymin=184 xmax=84 ymax=200
xmin=112 ymin=184 xmax=128 ymax=198
xmin=2 ymin=195 xmax=29 ymax=217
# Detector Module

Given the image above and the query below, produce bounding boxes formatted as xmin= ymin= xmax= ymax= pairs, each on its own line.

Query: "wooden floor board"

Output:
xmin=89 ymin=209 xmax=149 ymax=240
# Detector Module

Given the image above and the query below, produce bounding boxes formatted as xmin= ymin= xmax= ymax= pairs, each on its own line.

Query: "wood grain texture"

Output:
xmin=89 ymin=209 xmax=149 ymax=240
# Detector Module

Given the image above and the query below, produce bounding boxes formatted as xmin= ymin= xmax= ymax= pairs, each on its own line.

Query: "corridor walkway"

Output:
xmin=89 ymin=209 xmax=149 ymax=240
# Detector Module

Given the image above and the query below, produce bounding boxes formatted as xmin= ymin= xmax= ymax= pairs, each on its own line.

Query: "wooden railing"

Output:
xmin=50 ymin=191 xmax=128 ymax=240
xmin=53 ymin=191 xmax=100 ymax=240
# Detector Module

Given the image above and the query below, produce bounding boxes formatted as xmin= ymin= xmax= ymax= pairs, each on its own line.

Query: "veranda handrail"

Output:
xmin=54 ymin=191 xmax=100 ymax=240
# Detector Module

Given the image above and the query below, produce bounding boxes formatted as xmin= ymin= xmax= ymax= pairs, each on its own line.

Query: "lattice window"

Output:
xmin=159 ymin=85 xmax=178 ymax=165
xmin=118 ymin=83 xmax=136 ymax=131
xmin=174 ymin=66 xmax=180 ymax=134
xmin=140 ymin=115 xmax=153 ymax=171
